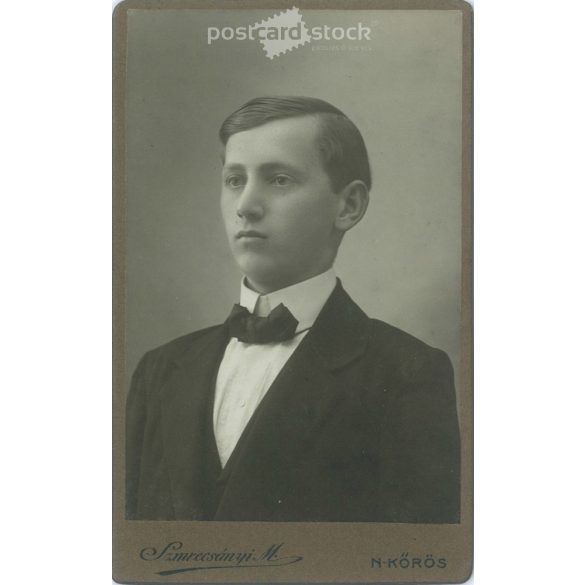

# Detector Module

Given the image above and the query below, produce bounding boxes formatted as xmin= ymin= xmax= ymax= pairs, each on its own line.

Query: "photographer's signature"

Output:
xmin=139 ymin=541 xmax=302 ymax=576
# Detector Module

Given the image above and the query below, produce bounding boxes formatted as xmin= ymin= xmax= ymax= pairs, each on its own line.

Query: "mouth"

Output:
xmin=236 ymin=230 xmax=267 ymax=240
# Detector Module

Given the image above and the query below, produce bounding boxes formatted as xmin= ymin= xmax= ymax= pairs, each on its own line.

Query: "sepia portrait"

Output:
xmin=114 ymin=1 xmax=472 ymax=582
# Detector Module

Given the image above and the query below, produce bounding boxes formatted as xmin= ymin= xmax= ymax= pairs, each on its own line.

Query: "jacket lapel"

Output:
xmin=159 ymin=325 xmax=229 ymax=519
xmin=215 ymin=282 xmax=372 ymax=519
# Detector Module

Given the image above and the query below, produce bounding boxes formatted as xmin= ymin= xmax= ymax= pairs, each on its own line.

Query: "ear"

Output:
xmin=334 ymin=180 xmax=370 ymax=233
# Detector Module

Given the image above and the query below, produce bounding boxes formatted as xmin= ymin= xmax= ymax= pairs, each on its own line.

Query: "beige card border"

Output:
xmin=113 ymin=0 xmax=473 ymax=582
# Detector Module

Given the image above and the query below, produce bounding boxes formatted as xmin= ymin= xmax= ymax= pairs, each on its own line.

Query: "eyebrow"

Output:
xmin=222 ymin=162 xmax=305 ymax=175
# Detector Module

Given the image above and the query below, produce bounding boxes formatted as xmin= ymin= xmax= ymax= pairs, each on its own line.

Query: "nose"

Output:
xmin=236 ymin=181 xmax=264 ymax=221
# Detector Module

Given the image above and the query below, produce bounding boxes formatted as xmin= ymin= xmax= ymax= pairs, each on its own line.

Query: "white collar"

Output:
xmin=239 ymin=269 xmax=337 ymax=334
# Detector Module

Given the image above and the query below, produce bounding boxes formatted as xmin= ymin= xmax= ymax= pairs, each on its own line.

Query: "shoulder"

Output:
xmin=149 ymin=324 xmax=224 ymax=357
xmin=329 ymin=282 xmax=453 ymax=382
xmin=133 ymin=324 xmax=225 ymax=376
xmin=367 ymin=318 xmax=453 ymax=385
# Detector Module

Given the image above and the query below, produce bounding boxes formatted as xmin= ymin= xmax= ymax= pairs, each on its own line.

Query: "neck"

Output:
xmin=245 ymin=267 xmax=334 ymax=295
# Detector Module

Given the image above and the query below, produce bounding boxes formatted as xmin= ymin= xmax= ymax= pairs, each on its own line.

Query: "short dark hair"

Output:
xmin=219 ymin=96 xmax=372 ymax=192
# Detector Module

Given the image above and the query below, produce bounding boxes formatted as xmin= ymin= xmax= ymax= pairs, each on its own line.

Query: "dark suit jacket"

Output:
xmin=126 ymin=281 xmax=460 ymax=522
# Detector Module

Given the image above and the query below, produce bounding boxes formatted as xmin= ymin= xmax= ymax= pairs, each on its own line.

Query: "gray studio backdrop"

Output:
xmin=125 ymin=9 xmax=463 ymax=398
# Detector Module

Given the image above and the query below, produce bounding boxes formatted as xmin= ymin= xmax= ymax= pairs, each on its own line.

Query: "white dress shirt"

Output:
xmin=213 ymin=269 xmax=337 ymax=468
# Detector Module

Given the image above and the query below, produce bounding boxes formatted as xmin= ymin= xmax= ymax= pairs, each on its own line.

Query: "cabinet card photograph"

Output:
xmin=113 ymin=0 xmax=472 ymax=582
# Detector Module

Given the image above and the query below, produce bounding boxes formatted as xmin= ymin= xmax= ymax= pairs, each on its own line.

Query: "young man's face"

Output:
xmin=221 ymin=116 xmax=343 ymax=293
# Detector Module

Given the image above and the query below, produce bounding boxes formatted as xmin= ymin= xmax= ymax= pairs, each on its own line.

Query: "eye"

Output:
xmin=224 ymin=175 xmax=245 ymax=188
xmin=270 ymin=174 xmax=294 ymax=187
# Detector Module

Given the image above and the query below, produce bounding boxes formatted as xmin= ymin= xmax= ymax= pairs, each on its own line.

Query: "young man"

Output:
xmin=126 ymin=96 xmax=460 ymax=523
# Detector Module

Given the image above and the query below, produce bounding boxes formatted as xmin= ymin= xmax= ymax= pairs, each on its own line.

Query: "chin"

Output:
xmin=238 ymin=258 xmax=276 ymax=282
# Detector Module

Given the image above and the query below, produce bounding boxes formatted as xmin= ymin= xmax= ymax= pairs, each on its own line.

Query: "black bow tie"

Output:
xmin=226 ymin=303 xmax=299 ymax=344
